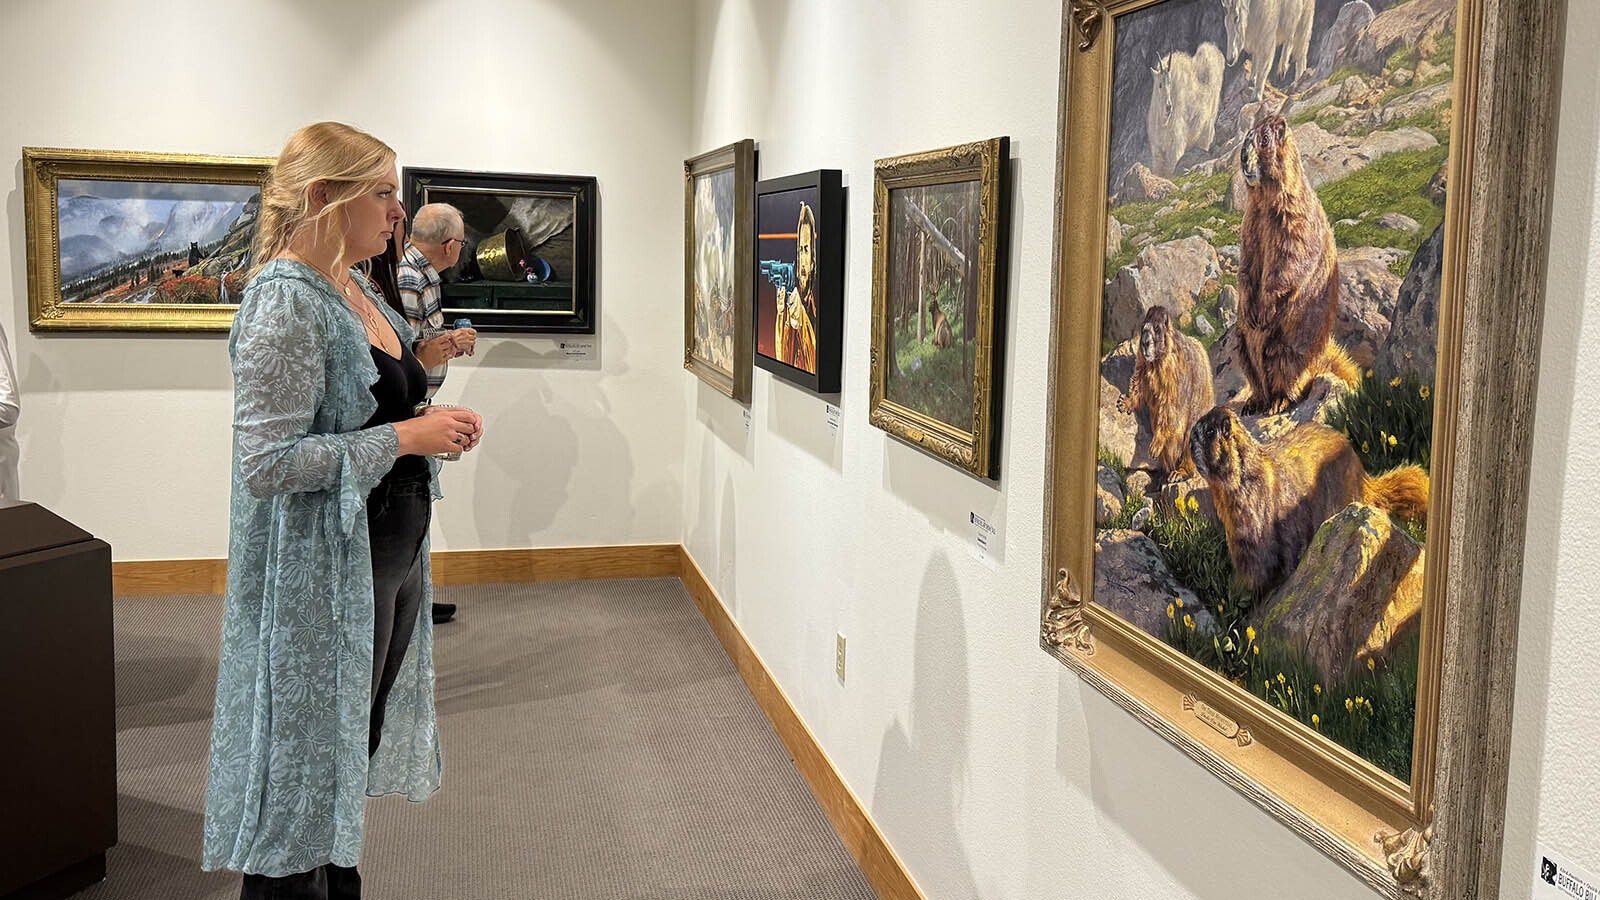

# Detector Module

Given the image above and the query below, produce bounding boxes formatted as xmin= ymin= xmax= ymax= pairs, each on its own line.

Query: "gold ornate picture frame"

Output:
xmin=868 ymin=138 xmax=1010 ymax=479
xmin=23 ymin=147 xmax=272 ymax=332
xmin=684 ymin=139 xmax=756 ymax=403
xmin=1041 ymin=1 xmax=1563 ymax=897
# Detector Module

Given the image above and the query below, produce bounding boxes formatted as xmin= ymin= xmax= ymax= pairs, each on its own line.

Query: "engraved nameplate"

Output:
xmin=1186 ymin=695 xmax=1240 ymax=740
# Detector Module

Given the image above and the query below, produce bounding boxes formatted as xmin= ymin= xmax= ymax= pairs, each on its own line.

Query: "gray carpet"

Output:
xmin=80 ymin=578 xmax=876 ymax=899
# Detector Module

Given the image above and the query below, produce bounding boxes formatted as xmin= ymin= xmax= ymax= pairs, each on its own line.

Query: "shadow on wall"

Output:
xmin=696 ymin=378 xmax=753 ymax=456
xmin=882 ymin=437 xmax=1008 ymax=564
xmin=1073 ymin=684 xmax=1367 ymax=898
xmin=719 ymin=471 xmax=738 ymax=616
xmin=766 ymin=376 xmax=842 ymax=471
xmin=461 ymin=343 xmax=584 ymax=547
xmin=871 ymin=550 xmax=979 ymax=897
xmin=684 ymin=427 xmax=740 ymax=618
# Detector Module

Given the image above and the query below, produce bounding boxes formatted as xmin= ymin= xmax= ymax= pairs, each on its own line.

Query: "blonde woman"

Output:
xmin=203 ymin=122 xmax=483 ymax=900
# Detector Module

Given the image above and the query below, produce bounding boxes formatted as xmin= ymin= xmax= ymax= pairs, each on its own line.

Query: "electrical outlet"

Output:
xmin=835 ymin=633 xmax=847 ymax=682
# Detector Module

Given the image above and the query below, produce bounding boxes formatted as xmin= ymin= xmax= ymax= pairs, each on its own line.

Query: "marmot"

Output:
xmin=1237 ymin=115 xmax=1357 ymax=414
xmin=929 ymin=296 xmax=954 ymax=349
xmin=1189 ymin=406 xmax=1429 ymax=595
xmin=1116 ymin=305 xmax=1214 ymax=476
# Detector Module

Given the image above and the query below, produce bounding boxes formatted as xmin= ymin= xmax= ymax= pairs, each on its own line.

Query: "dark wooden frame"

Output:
xmin=752 ymin=169 xmax=845 ymax=395
xmin=403 ymin=167 xmax=598 ymax=334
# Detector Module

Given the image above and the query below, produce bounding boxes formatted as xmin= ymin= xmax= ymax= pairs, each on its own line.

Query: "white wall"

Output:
xmin=0 ymin=0 xmax=692 ymax=558
xmin=684 ymin=2 xmax=1599 ymax=899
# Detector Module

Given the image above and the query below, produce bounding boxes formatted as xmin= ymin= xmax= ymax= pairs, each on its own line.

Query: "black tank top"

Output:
xmin=364 ymin=343 xmax=430 ymax=483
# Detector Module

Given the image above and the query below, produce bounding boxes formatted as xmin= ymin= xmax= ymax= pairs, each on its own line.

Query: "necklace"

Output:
xmin=284 ymin=251 xmax=393 ymax=345
xmin=285 ymin=251 xmax=354 ymax=298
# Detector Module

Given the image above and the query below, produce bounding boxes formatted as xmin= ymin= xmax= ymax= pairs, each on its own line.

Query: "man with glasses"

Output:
xmin=397 ymin=202 xmax=478 ymax=624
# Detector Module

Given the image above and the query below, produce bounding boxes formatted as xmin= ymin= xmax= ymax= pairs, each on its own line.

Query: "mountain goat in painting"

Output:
xmin=1146 ymin=42 xmax=1226 ymax=177
xmin=1221 ymin=0 xmax=1314 ymax=99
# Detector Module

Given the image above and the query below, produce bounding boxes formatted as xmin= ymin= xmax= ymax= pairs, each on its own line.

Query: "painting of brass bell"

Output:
xmin=474 ymin=228 xmax=531 ymax=282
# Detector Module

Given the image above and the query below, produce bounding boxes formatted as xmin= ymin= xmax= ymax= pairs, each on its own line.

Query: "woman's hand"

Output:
xmin=392 ymin=405 xmax=484 ymax=456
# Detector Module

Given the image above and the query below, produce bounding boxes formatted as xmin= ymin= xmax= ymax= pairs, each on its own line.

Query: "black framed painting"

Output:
xmin=753 ymin=169 xmax=843 ymax=394
xmin=403 ymin=167 xmax=597 ymax=334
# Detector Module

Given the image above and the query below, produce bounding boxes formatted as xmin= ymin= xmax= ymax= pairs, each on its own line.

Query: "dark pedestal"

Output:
xmin=0 ymin=501 xmax=115 ymax=900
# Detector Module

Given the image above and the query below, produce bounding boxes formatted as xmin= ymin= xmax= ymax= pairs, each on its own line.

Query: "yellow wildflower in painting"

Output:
xmin=1420 ymin=385 xmax=1431 ymax=399
xmin=1167 ymin=603 xmax=1175 ymax=620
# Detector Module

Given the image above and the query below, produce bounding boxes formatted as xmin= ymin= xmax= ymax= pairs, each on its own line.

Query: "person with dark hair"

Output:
xmin=203 ymin=122 xmax=485 ymax=900
xmin=396 ymin=202 xmax=477 ymax=625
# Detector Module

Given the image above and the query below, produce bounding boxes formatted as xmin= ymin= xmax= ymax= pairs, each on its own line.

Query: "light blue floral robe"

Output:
xmin=203 ymin=259 xmax=441 ymax=876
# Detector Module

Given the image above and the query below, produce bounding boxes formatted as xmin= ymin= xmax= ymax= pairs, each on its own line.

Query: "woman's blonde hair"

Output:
xmin=252 ymin=122 xmax=397 ymax=275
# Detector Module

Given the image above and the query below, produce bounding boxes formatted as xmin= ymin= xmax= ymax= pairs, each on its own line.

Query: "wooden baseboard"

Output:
xmin=112 ymin=543 xmax=920 ymax=897
xmin=675 ymin=547 xmax=924 ymax=900
xmin=112 ymin=544 xmax=683 ymax=596
xmin=429 ymin=544 xmax=682 ymax=585
xmin=113 ymin=558 xmax=228 ymax=596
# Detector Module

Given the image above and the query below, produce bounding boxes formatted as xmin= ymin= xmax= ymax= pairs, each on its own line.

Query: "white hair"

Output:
xmin=411 ymin=202 xmax=464 ymax=243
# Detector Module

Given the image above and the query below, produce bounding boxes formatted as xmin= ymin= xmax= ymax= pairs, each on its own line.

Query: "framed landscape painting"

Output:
xmin=1041 ymin=0 xmax=1563 ymax=897
xmin=684 ymin=140 xmax=756 ymax=403
xmin=404 ymin=167 xmax=597 ymax=334
xmin=868 ymin=138 xmax=1010 ymax=479
xmin=23 ymin=147 xmax=272 ymax=332
xmin=754 ymin=169 xmax=844 ymax=395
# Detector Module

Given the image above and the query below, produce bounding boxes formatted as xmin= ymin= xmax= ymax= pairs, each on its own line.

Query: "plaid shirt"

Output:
xmin=396 ymin=242 xmax=447 ymax=397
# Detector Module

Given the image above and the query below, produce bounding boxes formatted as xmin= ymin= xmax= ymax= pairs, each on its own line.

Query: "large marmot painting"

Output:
xmin=1094 ymin=0 xmax=1454 ymax=782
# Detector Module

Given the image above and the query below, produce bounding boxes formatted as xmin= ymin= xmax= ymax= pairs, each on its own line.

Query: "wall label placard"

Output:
xmin=1537 ymin=844 xmax=1600 ymax=900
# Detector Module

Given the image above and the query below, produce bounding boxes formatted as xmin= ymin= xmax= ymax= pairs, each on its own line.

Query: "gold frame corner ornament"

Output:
xmin=22 ymin=146 xmax=274 ymax=333
xmin=1377 ymin=821 xmax=1432 ymax=898
xmin=1069 ymin=0 xmax=1107 ymax=52
xmin=1041 ymin=0 xmax=1564 ymax=896
xmin=1043 ymin=567 xmax=1094 ymax=654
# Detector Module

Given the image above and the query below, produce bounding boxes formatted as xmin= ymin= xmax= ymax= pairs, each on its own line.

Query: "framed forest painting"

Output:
xmin=1041 ymin=0 xmax=1564 ymax=896
xmin=869 ymin=138 xmax=1010 ymax=479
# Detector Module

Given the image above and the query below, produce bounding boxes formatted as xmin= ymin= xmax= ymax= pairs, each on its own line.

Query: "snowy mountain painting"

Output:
xmin=56 ymin=178 xmax=260 ymax=304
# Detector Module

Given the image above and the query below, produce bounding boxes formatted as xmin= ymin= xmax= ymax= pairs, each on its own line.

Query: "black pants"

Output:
xmin=240 ymin=472 xmax=431 ymax=900
xmin=365 ymin=471 xmax=432 ymax=758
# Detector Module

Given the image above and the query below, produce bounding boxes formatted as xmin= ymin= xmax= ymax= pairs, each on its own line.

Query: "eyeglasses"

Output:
xmin=445 ymin=237 xmax=468 ymax=248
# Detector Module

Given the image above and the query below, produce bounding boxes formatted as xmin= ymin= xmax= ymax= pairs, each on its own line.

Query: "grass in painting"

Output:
xmin=1107 ymin=170 xmax=1241 ymax=280
xmin=1318 ymin=145 xmax=1450 ymax=275
xmin=890 ymin=281 xmax=975 ymax=429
